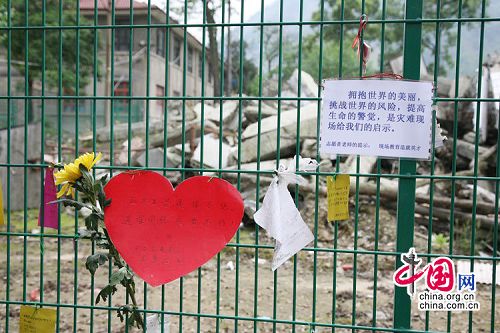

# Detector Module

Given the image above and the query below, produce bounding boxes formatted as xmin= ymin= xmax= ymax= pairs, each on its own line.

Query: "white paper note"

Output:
xmin=254 ymin=156 xmax=316 ymax=271
xmin=320 ymin=79 xmax=433 ymax=159
xmin=255 ymin=179 xmax=314 ymax=270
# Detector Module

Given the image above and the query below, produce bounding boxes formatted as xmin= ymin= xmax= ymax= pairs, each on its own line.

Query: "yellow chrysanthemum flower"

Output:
xmin=54 ymin=152 xmax=102 ymax=198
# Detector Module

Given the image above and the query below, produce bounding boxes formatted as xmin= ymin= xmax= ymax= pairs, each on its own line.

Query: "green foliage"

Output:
xmin=96 ymin=284 xmax=118 ymax=303
xmin=1 ymin=0 xmax=99 ymax=93
xmin=116 ymin=305 xmax=143 ymax=329
xmin=228 ymin=40 xmax=258 ymax=95
xmin=56 ymin=161 xmax=143 ymax=329
xmin=245 ymin=75 xmax=260 ymax=97
xmin=97 ymin=267 xmax=134 ymax=303
xmin=310 ymin=0 xmax=484 ymax=74
xmin=85 ymin=253 xmax=108 ymax=275
xmin=263 ymin=28 xmax=361 ymax=82
xmin=285 ymin=38 xmax=362 ymax=80
xmin=432 ymin=233 xmax=450 ymax=252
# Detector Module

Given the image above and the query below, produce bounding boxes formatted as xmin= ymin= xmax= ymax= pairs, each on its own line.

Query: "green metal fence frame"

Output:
xmin=1 ymin=0 xmax=500 ymax=332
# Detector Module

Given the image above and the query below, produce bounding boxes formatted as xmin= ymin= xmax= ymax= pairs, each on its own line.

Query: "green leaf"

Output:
xmin=116 ymin=307 xmax=125 ymax=322
xmin=96 ymin=284 xmax=117 ymax=304
xmin=116 ymin=305 xmax=143 ymax=329
xmin=97 ymin=182 xmax=107 ymax=208
xmin=84 ymin=213 xmax=99 ymax=231
xmin=50 ymin=198 xmax=88 ymax=211
xmin=129 ymin=308 xmax=143 ymax=329
xmin=79 ymin=163 xmax=93 ymax=182
xmin=77 ymin=228 xmax=93 ymax=239
xmin=109 ymin=267 xmax=127 ymax=286
xmin=99 ymin=174 xmax=108 ymax=185
xmin=85 ymin=253 xmax=108 ymax=275
xmin=96 ymin=238 xmax=110 ymax=249
xmin=73 ymin=178 xmax=85 ymax=191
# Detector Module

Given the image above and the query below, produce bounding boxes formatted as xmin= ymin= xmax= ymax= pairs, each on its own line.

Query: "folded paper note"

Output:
xmin=254 ymin=156 xmax=317 ymax=270
xmin=19 ymin=305 xmax=56 ymax=333
xmin=38 ymin=167 xmax=58 ymax=230
xmin=327 ymin=175 xmax=350 ymax=221
xmin=104 ymin=171 xmax=244 ymax=286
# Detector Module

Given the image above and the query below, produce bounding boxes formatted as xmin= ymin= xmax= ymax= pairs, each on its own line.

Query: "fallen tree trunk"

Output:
xmin=222 ymin=172 xmax=498 ymax=215
xmin=415 ymin=169 xmax=475 ymax=187
xmin=414 ymin=204 xmax=496 ymax=230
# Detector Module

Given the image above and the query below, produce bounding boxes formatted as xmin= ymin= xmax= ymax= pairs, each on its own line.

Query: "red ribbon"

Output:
xmin=351 ymin=15 xmax=370 ymax=71
xmin=351 ymin=15 xmax=368 ymax=51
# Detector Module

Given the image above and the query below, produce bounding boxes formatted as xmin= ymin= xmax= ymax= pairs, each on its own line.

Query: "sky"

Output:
xmin=150 ymin=0 xmax=266 ymax=21
xmin=133 ymin=0 xmax=270 ymax=42
xmin=142 ymin=0 xmax=274 ymax=42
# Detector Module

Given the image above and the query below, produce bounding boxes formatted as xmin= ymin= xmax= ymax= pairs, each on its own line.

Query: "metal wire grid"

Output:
xmin=0 ymin=0 xmax=499 ymax=332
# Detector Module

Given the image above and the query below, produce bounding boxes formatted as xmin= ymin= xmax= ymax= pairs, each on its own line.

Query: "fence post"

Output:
xmin=393 ymin=0 xmax=423 ymax=330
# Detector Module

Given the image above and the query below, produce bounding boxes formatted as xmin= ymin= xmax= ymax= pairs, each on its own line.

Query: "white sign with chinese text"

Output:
xmin=320 ymin=79 xmax=433 ymax=159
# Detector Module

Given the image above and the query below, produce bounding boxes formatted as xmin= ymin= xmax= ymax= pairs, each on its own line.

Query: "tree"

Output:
xmin=1 ymin=0 xmax=98 ymax=120
xmin=310 ymin=0 xmax=483 ymax=74
xmin=295 ymin=39 xmax=361 ymax=81
xmin=203 ymin=0 xmax=222 ymax=97
xmin=181 ymin=0 xmax=239 ymax=97
xmin=225 ymin=40 xmax=258 ymax=95
xmin=263 ymin=26 xmax=281 ymax=74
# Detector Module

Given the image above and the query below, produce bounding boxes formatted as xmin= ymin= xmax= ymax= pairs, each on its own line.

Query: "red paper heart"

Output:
xmin=104 ymin=171 xmax=244 ymax=286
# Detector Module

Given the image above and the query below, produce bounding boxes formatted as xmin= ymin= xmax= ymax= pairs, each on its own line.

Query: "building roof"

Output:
xmin=80 ymin=0 xmax=161 ymax=12
xmin=80 ymin=0 xmax=207 ymax=50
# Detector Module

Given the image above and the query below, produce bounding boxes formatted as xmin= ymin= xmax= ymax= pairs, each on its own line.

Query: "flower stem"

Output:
xmin=103 ymin=229 xmax=144 ymax=329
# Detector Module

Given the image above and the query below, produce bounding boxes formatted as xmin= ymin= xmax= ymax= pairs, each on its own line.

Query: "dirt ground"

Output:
xmin=1 ymin=198 xmax=499 ymax=333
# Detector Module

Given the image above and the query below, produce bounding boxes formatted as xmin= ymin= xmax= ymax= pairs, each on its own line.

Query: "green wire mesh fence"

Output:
xmin=1 ymin=0 xmax=500 ymax=332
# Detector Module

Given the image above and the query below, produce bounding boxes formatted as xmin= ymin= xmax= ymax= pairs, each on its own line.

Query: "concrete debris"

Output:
xmin=243 ymin=199 xmax=257 ymax=221
xmin=390 ymin=55 xmax=428 ymax=77
xmin=287 ymin=68 xmax=319 ymax=98
xmin=491 ymin=63 xmax=500 ymax=130
xmin=118 ymin=136 xmax=144 ymax=165
xmin=456 ymin=260 xmax=500 ymax=285
xmin=300 ymin=139 xmax=317 ymax=158
xmin=340 ymin=155 xmax=379 ymax=185
xmin=474 ymin=65 xmax=490 ymax=143
xmin=96 ymin=120 xmax=163 ymax=142
xmin=449 ymin=76 xmax=474 ymax=98
xmin=49 ymin=64 xmax=497 ymax=243
xmin=136 ymin=147 xmax=177 ymax=169
xmin=192 ymin=134 xmax=232 ymax=169
xmin=193 ymin=101 xmax=240 ymax=131
xmin=244 ymin=103 xmax=278 ymax=123
xmin=0 ymin=123 xmax=42 ymax=210
xmin=234 ymin=103 xmax=317 ymax=164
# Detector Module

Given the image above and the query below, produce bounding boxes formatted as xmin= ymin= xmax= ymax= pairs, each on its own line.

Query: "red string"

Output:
xmin=351 ymin=15 xmax=368 ymax=52
xmin=320 ymin=73 xmax=405 ymax=89
xmin=360 ymin=73 xmax=404 ymax=80
xmin=351 ymin=15 xmax=370 ymax=71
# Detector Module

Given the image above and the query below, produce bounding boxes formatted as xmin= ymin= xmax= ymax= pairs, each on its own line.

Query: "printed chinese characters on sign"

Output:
xmin=320 ymin=80 xmax=433 ymax=159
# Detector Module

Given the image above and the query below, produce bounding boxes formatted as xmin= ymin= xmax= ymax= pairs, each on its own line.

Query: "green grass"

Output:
xmin=4 ymin=208 xmax=77 ymax=234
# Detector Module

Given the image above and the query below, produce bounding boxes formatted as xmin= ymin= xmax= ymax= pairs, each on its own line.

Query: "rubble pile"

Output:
xmin=73 ymin=66 xmax=499 ymax=233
